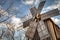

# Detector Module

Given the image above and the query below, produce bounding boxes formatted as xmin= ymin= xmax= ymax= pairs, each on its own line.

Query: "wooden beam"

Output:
xmin=38 ymin=0 xmax=46 ymax=13
xmin=30 ymin=0 xmax=46 ymax=17
xmin=26 ymin=21 xmax=38 ymax=39
xmin=30 ymin=7 xmax=37 ymax=17
xmin=23 ymin=18 xmax=33 ymax=28
xmin=37 ymin=20 xmax=50 ymax=40
xmin=41 ymin=8 xmax=60 ymax=20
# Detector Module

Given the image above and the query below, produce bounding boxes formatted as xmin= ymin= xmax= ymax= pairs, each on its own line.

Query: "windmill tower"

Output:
xmin=22 ymin=0 xmax=60 ymax=40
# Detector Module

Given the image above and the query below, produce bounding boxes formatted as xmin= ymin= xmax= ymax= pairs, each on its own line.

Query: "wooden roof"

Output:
xmin=44 ymin=18 xmax=60 ymax=39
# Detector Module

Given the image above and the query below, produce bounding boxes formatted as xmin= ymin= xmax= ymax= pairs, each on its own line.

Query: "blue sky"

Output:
xmin=1 ymin=0 xmax=59 ymax=17
xmin=0 ymin=0 xmax=60 ymax=27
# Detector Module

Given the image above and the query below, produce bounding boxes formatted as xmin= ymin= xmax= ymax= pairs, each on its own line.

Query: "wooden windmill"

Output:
xmin=23 ymin=0 xmax=60 ymax=40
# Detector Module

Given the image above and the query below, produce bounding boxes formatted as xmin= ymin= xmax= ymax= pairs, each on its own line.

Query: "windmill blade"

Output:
xmin=30 ymin=7 xmax=37 ymax=17
xmin=37 ymin=20 xmax=50 ymax=40
xmin=26 ymin=21 xmax=38 ymax=38
xmin=41 ymin=8 xmax=60 ymax=20
xmin=23 ymin=7 xmax=37 ymax=28
xmin=38 ymin=0 xmax=46 ymax=13
xmin=23 ymin=18 xmax=33 ymax=28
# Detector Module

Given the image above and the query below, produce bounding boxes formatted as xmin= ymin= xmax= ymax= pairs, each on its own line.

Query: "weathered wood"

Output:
xmin=37 ymin=20 xmax=50 ymax=40
xmin=53 ymin=22 xmax=60 ymax=39
xmin=41 ymin=8 xmax=59 ymax=20
xmin=30 ymin=0 xmax=46 ymax=17
xmin=30 ymin=7 xmax=37 ymax=17
xmin=26 ymin=21 xmax=38 ymax=39
xmin=38 ymin=0 xmax=46 ymax=13
xmin=47 ymin=19 xmax=57 ymax=40
xmin=32 ymin=29 xmax=40 ymax=40
xmin=23 ymin=18 xmax=33 ymax=28
xmin=23 ymin=8 xmax=59 ymax=28
xmin=23 ymin=0 xmax=60 ymax=39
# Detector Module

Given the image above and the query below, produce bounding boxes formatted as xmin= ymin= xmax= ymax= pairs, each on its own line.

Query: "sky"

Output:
xmin=0 ymin=0 xmax=60 ymax=28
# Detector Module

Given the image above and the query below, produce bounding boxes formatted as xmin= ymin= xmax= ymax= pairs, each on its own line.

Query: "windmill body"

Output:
xmin=22 ymin=0 xmax=60 ymax=40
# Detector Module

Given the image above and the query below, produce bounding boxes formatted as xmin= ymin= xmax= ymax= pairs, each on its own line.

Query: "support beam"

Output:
xmin=38 ymin=0 xmax=46 ymax=13
xmin=37 ymin=20 xmax=50 ymax=40
xmin=41 ymin=8 xmax=59 ymax=20
xmin=26 ymin=21 xmax=37 ymax=39
xmin=30 ymin=7 xmax=37 ymax=17
xmin=23 ymin=18 xmax=33 ymax=28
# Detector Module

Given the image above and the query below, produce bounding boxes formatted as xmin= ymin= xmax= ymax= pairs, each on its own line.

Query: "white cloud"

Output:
xmin=35 ymin=0 xmax=40 ymax=5
xmin=51 ymin=18 xmax=59 ymax=23
xmin=0 ymin=23 xmax=7 ymax=29
xmin=11 ymin=16 xmax=23 ymax=30
xmin=23 ymin=0 xmax=40 ymax=6
xmin=23 ymin=0 xmax=34 ymax=5
xmin=25 ymin=1 xmax=34 ymax=5
xmin=51 ymin=18 xmax=60 ymax=27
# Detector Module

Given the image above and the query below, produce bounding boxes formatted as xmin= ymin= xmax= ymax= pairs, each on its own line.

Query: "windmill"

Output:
xmin=23 ymin=0 xmax=60 ymax=40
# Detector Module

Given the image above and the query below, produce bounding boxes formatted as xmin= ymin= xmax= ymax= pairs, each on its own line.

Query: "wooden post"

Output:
xmin=47 ymin=20 xmax=57 ymax=40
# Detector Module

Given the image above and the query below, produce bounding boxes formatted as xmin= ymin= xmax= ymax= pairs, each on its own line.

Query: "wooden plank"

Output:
xmin=37 ymin=20 xmax=50 ymax=40
xmin=37 ymin=21 xmax=47 ymax=33
xmin=32 ymin=29 xmax=40 ymax=40
xmin=30 ymin=0 xmax=46 ymax=17
xmin=47 ymin=20 xmax=57 ymax=40
xmin=38 ymin=0 xmax=46 ymax=13
xmin=23 ymin=18 xmax=33 ymax=28
xmin=30 ymin=7 xmax=37 ymax=17
xmin=26 ymin=21 xmax=38 ymax=39
xmin=41 ymin=8 xmax=60 ymax=20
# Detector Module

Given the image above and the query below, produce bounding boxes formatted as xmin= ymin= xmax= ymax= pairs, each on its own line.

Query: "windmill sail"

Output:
xmin=41 ymin=8 xmax=59 ymax=20
xmin=26 ymin=21 xmax=38 ymax=38
xmin=38 ymin=0 xmax=46 ymax=13
xmin=30 ymin=7 xmax=37 ymax=17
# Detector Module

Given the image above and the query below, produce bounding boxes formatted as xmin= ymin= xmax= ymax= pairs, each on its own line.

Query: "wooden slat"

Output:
xmin=30 ymin=7 xmax=37 ymax=17
xmin=26 ymin=21 xmax=38 ymax=38
xmin=41 ymin=8 xmax=60 ymax=20
xmin=38 ymin=0 xmax=46 ymax=13
xmin=23 ymin=18 xmax=33 ymax=28
xmin=37 ymin=20 xmax=50 ymax=40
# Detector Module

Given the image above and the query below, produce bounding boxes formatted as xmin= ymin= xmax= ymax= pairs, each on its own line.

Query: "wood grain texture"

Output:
xmin=46 ymin=19 xmax=57 ymax=40
xmin=41 ymin=8 xmax=59 ymax=20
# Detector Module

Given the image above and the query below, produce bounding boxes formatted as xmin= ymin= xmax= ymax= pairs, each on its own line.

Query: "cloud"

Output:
xmin=51 ymin=18 xmax=60 ymax=27
xmin=54 ymin=0 xmax=60 ymax=4
xmin=23 ymin=0 xmax=34 ymax=5
xmin=0 ymin=5 xmax=8 ymax=16
xmin=35 ymin=0 xmax=40 ymax=4
xmin=22 ymin=0 xmax=40 ymax=6
xmin=51 ymin=18 xmax=59 ymax=23
xmin=0 ymin=23 xmax=7 ymax=29
xmin=11 ymin=16 xmax=23 ymax=30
